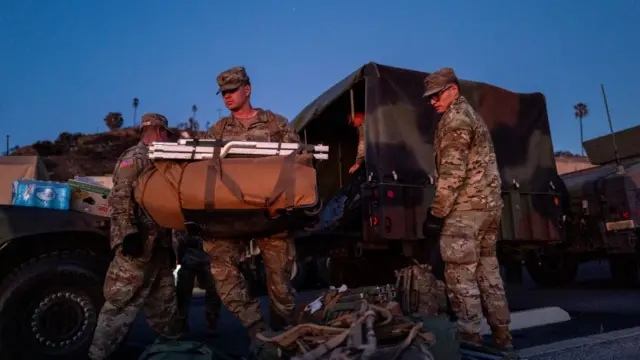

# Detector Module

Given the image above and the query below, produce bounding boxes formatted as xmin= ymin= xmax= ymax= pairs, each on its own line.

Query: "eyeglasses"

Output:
xmin=428 ymin=85 xmax=452 ymax=102
xmin=221 ymin=87 xmax=240 ymax=96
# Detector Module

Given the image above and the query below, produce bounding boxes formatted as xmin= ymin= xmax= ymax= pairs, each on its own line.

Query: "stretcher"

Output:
xmin=148 ymin=139 xmax=329 ymax=160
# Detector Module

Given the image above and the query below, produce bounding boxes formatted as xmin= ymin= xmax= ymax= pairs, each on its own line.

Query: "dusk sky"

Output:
xmin=1 ymin=0 xmax=638 ymax=154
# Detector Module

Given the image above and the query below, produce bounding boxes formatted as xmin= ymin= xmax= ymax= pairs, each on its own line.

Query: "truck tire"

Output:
xmin=0 ymin=250 xmax=106 ymax=360
xmin=525 ymin=249 xmax=578 ymax=287
xmin=609 ymin=254 xmax=639 ymax=286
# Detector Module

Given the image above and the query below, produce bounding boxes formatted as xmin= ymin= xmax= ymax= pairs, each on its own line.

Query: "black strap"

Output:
xmin=204 ymin=119 xmax=226 ymax=211
xmin=190 ymin=137 xmax=200 ymax=160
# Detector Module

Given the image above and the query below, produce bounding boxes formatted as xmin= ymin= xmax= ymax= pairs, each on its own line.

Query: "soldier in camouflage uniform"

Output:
xmin=421 ymin=68 xmax=513 ymax=351
xmin=203 ymin=66 xmax=299 ymax=339
xmin=88 ymin=114 xmax=181 ymax=360
xmin=173 ymin=230 xmax=222 ymax=335
xmin=347 ymin=112 xmax=365 ymax=174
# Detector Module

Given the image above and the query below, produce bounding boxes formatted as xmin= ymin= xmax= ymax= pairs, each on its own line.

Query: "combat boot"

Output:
xmin=491 ymin=325 xmax=514 ymax=352
xmin=459 ymin=331 xmax=483 ymax=345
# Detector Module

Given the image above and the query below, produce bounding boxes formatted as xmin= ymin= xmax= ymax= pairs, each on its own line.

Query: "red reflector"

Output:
xmin=372 ymin=216 xmax=379 ymax=225
xmin=553 ymin=197 xmax=559 ymax=206
xmin=623 ymin=211 xmax=629 ymax=218
xmin=387 ymin=190 xmax=394 ymax=198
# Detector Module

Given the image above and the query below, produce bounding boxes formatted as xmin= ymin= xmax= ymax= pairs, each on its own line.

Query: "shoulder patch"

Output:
xmin=119 ymin=158 xmax=134 ymax=168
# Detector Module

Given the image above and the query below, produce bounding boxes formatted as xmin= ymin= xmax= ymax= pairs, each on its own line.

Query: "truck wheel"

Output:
xmin=525 ymin=249 xmax=578 ymax=287
xmin=609 ymin=254 xmax=639 ymax=286
xmin=0 ymin=250 xmax=106 ymax=360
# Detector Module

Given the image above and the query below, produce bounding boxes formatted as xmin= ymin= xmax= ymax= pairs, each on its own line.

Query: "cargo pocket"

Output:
xmin=439 ymin=212 xmax=485 ymax=265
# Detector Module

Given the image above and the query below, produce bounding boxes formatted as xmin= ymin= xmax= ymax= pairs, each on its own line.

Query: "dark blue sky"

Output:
xmin=1 ymin=0 xmax=638 ymax=154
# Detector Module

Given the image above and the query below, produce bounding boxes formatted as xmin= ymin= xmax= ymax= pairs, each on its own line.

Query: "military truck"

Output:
xmin=288 ymin=62 xmax=569 ymax=288
xmin=287 ymin=63 xmax=640 ymax=289
xmin=557 ymin=126 xmax=640 ymax=286
xmin=0 ymin=156 xmax=111 ymax=359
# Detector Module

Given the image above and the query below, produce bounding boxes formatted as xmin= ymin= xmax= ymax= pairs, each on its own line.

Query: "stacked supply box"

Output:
xmin=11 ymin=179 xmax=71 ymax=210
xmin=68 ymin=178 xmax=111 ymax=217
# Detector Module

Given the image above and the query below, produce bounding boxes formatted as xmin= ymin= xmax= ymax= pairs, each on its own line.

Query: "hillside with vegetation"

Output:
xmin=6 ymin=111 xmax=206 ymax=181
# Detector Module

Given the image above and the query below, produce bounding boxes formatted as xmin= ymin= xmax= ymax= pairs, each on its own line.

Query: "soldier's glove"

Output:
xmin=427 ymin=240 xmax=446 ymax=281
xmin=422 ymin=209 xmax=445 ymax=240
xmin=122 ymin=232 xmax=145 ymax=257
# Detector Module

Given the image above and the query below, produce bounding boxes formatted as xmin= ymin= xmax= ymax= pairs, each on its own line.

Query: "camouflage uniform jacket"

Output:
xmin=108 ymin=141 xmax=171 ymax=251
xmin=431 ymin=96 xmax=503 ymax=218
xmin=355 ymin=124 xmax=365 ymax=165
xmin=206 ymin=108 xmax=300 ymax=143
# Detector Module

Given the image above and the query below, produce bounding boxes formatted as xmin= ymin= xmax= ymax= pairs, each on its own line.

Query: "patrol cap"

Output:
xmin=140 ymin=113 xmax=173 ymax=133
xmin=216 ymin=66 xmax=250 ymax=95
xmin=423 ymin=67 xmax=459 ymax=98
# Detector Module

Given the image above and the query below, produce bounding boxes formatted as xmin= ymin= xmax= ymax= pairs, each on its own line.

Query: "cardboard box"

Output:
xmin=74 ymin=176 xmax=113 ymax=189
xmin=68 ymin=179 xmax=111 ymax=217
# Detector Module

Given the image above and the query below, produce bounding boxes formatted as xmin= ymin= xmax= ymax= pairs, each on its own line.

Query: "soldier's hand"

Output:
xmin=422 ymin=210 xmax=445 ymax=239
xmin=122 ymin=232 xmax=145 ymax=257
xmin=349 ymin=163 xmax=360 ymax=174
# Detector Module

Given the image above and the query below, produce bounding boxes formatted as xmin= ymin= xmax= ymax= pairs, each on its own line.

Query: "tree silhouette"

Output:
xmin=574 ymin=103 xmax=589 ymax=156
xmin=191 ymin=104 xmax=198 ymax=119
xmin=132 ymin=98 xmax=139 ymax=127
xmin=104 ymin=112 xmax=124 ymax=131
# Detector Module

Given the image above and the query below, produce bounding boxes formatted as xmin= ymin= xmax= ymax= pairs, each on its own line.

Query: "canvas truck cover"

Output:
xmin=293 ymin=63 xmax=564 ymax=241
xmin=583 ymin=124 xmax=640 ymax=166
xmin=294 ymin=63 xmax=559 ymax=193
xmin=0 ymin=156 xmax=50 ymax=205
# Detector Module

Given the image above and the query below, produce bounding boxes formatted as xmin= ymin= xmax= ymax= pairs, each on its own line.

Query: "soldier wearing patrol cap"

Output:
xmin=421 ymin=67 xmax=513 ymax=351
xmin=204 ymin=66 xmax=300 ymax=341
xmin=88 ymin=113 xmax=181 ymax=360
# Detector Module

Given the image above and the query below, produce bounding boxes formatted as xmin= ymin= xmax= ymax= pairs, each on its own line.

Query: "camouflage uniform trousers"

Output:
xmin=88 ymin=247 xmax=180 ymax=360
xmin=176 ymin=256 xmax=222 ymax=333
xmin=203 ymin=235 xmax=296 ymax=331
xmin=439 ymin=210 xmax=511 ymax=336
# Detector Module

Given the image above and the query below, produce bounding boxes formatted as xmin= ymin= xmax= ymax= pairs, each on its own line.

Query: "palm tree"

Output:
xmin=574 ymin=103 xmax=589 ymax=156
xmin=132 ymin=97 xmax=139 ymax=127
xmin=192 ymin=104 xmax=198 ymax=120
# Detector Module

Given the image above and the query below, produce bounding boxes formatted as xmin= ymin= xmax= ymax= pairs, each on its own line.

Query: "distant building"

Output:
xmin=555 ymin=156 xmax=596 ymax=175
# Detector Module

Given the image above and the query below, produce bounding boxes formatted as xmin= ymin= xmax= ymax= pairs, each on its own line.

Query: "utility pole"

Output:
xmin=601 ymin=84 xmax=624 ymax=174
xmin=217 ymin=108 xmax=222 ymax=120
xmin=5 ymin=135 xmax=9 ymax=156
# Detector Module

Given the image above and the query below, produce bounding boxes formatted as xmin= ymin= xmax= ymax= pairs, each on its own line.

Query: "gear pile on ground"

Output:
xmin=251 ymin=285 xmax=447 ymax=360
xmin=394 ymin=262 xmax=449 ymax=317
